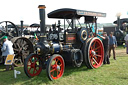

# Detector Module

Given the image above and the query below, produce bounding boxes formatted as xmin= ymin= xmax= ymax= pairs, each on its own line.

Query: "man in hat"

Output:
xmin=1 ymin=36 xmax=14 ymax=71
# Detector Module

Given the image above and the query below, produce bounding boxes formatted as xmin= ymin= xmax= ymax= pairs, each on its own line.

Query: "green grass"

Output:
xmin=0 ymin=47 xmax=128 ymax=85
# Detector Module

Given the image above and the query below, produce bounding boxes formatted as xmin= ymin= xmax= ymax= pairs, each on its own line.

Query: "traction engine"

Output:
xmin=24 ymin=5 xmax=106 ymax=80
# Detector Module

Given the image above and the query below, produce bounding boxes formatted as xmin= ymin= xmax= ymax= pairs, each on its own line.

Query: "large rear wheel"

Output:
xmin=46 ymin=54 xmax=65 ymax=80
xmin=24 ymin=53 xmax=42 ymax=77
xmin=11 ymin=37 xmax=34 ymax=67
xmin=83 ymin=37 xmax=104 ymax=69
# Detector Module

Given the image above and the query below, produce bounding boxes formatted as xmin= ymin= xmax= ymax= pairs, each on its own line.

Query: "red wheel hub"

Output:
xmin=31 ymin=63 xmax=36 ymax=68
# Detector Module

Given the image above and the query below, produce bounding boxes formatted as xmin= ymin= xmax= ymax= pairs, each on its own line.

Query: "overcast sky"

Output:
xmin=0 ymin=0 xmax=128 ymax=25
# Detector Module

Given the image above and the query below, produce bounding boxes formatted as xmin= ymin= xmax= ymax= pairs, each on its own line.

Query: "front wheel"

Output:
xmin=24 ymin=53 xmax=42 ymax=77
xmin=46 ymin=54 xmax=65 ymax=80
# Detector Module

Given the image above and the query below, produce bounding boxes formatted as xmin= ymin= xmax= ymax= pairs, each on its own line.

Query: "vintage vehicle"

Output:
xmin=104 ymin=18 xmax=128 ymax=45
xmin=0 ymin=21 xmax=34 ymax=66
xmin=24 ymin=5 xmax=106 ymax=80
xmin=113 ymin=18 xmax=128 ymax=45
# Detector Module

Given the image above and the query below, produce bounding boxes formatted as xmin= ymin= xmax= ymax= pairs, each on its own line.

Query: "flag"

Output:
xmin=34 ymin=33 xmax=39 ymax=40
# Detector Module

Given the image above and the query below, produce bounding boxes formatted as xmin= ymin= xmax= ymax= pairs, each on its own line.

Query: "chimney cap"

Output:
xmin=38 ymin=5 xmax=46 ymax=9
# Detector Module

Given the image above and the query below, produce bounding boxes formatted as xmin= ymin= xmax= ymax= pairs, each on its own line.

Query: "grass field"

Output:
xmin=0 ymin=47 xmax=128 ymax=85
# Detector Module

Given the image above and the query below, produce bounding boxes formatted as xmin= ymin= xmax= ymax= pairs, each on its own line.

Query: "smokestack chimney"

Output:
xmin=38 ymin=5 xmax=46 ymax=42
xmin=20 ymin=20 xmax=23 ymax=36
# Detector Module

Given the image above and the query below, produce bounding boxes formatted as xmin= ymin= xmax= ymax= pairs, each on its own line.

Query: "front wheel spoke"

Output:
xmin=51 ymin=71 xmax=54 ymax=77
xmin=36 ymin=65 xmax=40 ymax=67
xmin=27 ymin=65 xmax=31 ymax=67
xmin=55 ymin=59 xmax=58 ymax=65
xmin=56 ymin=59 xmax=59 ymax=63
xmin=58 ymin=69 xmax=60 ymax=72
xmin=59 ymin=63 xmax=62 ymax=67
xmin=56 ymin=59 xmax=59 ymax=65
xmin=93 ymin=58 xmax=98 ymax=65
xmin=33 ymin=68 xmax=36 ymax=74
xmin=57 ymin=70 xmax=59 ymax=77
xmin=29 ymin=59 xmax=32 ymax=63
xmin=35 ymin=68 xmax=38 ymax=72
xmin=35 ymin=59 xmax=39 ymax=62
xmin=28 ymin=68 xmax=32 ymax=72
xmin=50 ymin=68 xmax=56 ymax=73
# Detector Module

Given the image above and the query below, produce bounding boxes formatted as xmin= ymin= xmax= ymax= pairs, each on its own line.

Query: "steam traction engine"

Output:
xmin=24 ymin=5 xmax=106 ymax=80
xmin=0 ymin=21 xmax=34 ymax=66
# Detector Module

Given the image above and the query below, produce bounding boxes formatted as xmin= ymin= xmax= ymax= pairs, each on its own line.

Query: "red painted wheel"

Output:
xmin=46 ymin=54 xmax=65 ymax=80
xmin=83 ymin=37 xmax=104 ymax=69
xmin=24 ymin=53 xmax=42 ymax=77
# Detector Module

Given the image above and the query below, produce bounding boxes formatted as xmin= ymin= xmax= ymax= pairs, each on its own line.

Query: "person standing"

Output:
xmin=1 ymin=36 xmax=14 ymax=71
xmin=97 ymin=32 xmax=110 ymax=64
xmin=108 ymin=32 xmax=117 ymax=60
xmin=124 ymin=33 xmax=128 ymax=54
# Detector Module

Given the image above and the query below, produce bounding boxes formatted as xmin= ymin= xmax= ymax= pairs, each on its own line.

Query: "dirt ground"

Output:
xmin=115 ymin=48 xmax=127 ymax=56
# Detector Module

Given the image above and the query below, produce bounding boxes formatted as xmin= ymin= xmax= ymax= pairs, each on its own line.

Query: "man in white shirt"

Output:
xmin=1 ymin=36 xmax=14 ymax=71
xmin=124 ymin=33 xmax=128 ymax=54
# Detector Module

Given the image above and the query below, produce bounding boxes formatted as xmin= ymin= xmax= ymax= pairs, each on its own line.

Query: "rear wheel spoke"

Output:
xmin=92 ymin=41 xmax=96 ymax=49
xmin=95 ymin=54 xmax=101 ymax=57
xmin=94 ymin=46 xmax=101 ymax=51
xmin=93 ymin=58 xmax=98 ymax=65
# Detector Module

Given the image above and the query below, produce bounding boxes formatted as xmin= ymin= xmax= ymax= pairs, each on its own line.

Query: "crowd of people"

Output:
xmin=98 ymin=31 xmax=128 ymax=65
xmin=98 ymin=32 xmax=117 ymax=65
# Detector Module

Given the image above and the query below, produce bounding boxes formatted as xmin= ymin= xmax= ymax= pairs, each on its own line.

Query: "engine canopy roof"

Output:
xmin=48 ymin=8 xmax=106 ymax=19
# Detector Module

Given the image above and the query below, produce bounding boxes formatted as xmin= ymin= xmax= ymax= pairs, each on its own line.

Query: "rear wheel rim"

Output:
xmin=88 ymin=38 xmax=104 ymax=68
xmin=50 ymin=56 xmax=64 ymax=80
xmin=26 ymin=54 xmax=42 ymax=77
